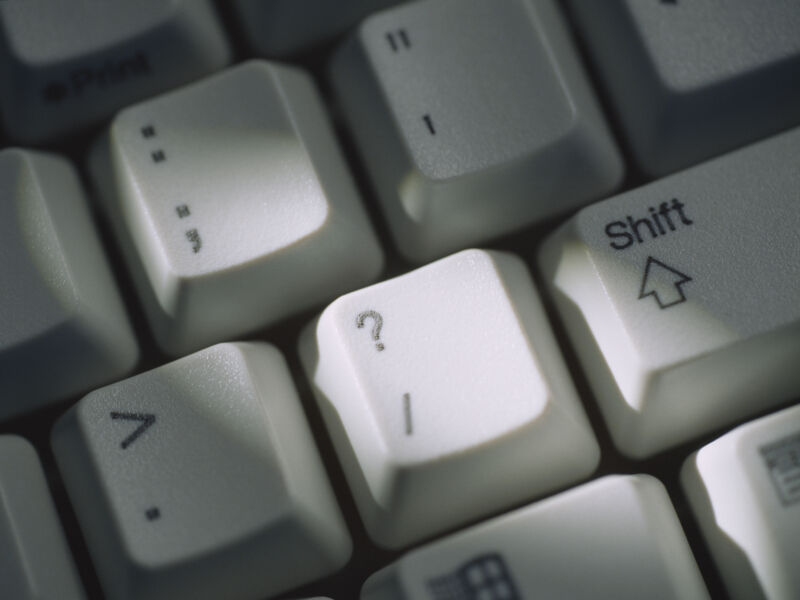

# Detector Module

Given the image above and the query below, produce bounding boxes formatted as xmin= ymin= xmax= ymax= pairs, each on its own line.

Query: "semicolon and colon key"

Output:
xmin=539 ymin=125 xmax=800 ymax=458
xmin=89 ymin=59 xmax=383 ymax=356
xmin=300 ymin=248 xmax=600 ymax=549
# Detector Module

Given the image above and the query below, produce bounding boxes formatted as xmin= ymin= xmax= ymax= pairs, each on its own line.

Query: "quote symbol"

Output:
xmin=356 ymin=310 xmax=385 ymax=351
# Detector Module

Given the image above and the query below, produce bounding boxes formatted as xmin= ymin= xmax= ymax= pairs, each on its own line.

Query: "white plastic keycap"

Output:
xmin=362 ymin=475 xmax=709 ymax=599
xmin=232 ymin=0 xmax=401 ymax=56
xmin=539 ymin=126 xmax=800 ymax=458
xmin=300 ymin=249 xmax=599 ymax=548
xmin=0 ymin=0 xmax=230 ymax=143
xmin=52 ymin=342 xmax=351 ymax=600
xmin=567 ymin=0 xmax=800 ymax=175
xmin=0 ymin=148 xmax=138 ymax=422
xmin=331 ymin=0 xmax=623 ymax=262
xmin=0 ymin=435 xmax=85 ymax=600
xmin=90 ymin=60 xmax=384 ymax=355
xmin=682 ymin=403 xmax=800 ymax=600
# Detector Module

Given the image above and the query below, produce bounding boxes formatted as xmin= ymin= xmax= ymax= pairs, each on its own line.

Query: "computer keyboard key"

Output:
xmin=232 ymin=0 xmax=401 ymax=57
xmin=0 ymin=0 xmax=230 ymax=144
xmin=51 ymin=342 xmax=351 ymax=600
xmin=361 ymin=474 xmax=709 ymax=599
xmin=0 ymin=148 xmax=138 ymax=422
xmin=300 ymin=248 xmax=600 ymax=548
xmin=682 ymin=403 xmax=800 ymax=600
xmin=331 ymin=0 xmax=623 ymax=262
xmin=89 ymin=59 xmax=384 ymax=356
xmin=539 ymin=126 xmax=800 ymax=458
xmin=566 ymin=0 xmax=800 ymax=176
xmin=0 ymin=435 xmax=86 ymax=600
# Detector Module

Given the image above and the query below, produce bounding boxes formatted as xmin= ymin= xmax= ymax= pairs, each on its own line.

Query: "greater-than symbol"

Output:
xmin=110 ymin=412 xmax=156 ymax=449
xmin=403 ymin=393 xmax=412 ymax=435
xmin=638 ymin=256 xmax=692 ymax=309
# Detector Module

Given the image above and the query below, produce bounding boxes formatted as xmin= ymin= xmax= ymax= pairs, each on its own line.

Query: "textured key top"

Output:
xmin=300 ymin=249 xmax=599 ymax=548
xmin=0 ymin=435 xmax=85 ymax=600
xmin=566 ymin=0 xmax=800 ymax=176
xmin=52 ymin=342 xmax=351 ymax=600
xmin=362 ymin=475 xmax=709 ymax=599
xmin=0 ymin=0 xmax=230 ymax=143
xmin=331 ymin=0 xmax=623 ymax=262
xmin=538 ymin=127 xmax=800 ymax=458
xmin=90 ymin=60 xmax=383 ymax=356
xmin=682 ymin=403 xmax=800 ymax=600
xmin=0 ymin=148 xmax=138 ymax=422
xmin=232 ymin=0 xmax=401 ymax=57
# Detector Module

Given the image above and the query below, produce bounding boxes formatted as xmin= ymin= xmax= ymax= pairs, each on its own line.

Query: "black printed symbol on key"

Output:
xmin=186 ymin=228 xmax=202 ymax=253
xmin=423 ymin=114 xmax=436 ymax=135
xmin=761 ymin=432 xmax=800 ymax=506
xmin=175 ymin=204 xmax=191 ymax=219
xmin=427 ymin=553 xmax=522 ymax=600
xmin=141 ymin=125 xmax=156 ymax=138
xmin=41 ymin=81 xmax=69 ymax=104
xmin=110 ymin=412 xmax=156 ymax=449
xmin=386 ymin=28 xmax=411 ymax=51
xmin=638 ymin=256 xmax=691 ymax=309
xmin=151 ymin=150 xmax=166 ymax=163
xmin=145 ymin=507 xmax=161 ymax=521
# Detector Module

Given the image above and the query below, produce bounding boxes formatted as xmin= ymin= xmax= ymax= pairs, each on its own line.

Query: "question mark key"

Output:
xmin=300 ymin=249 xmax=600 ymax=549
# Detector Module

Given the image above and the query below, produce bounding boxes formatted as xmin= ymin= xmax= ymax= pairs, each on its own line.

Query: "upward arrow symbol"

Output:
xmin=638 ymin=256 xmax=692 ymax=309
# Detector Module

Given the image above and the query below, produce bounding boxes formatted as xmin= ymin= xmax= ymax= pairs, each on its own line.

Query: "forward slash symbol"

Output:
xmin=638 ymin=256 xmax=692 ymax=309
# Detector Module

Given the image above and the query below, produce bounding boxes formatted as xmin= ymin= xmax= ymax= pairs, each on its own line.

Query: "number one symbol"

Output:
xmin=110 ymin=412 xmax=156 ymax=449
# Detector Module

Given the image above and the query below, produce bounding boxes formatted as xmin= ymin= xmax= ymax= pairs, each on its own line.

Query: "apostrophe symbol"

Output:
xmin=356 ymin=310 xmax=385 ymax=351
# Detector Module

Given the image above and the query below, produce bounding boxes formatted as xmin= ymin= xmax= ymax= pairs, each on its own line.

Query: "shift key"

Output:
xmin=539 ymin=126 xmax=800 ymax=458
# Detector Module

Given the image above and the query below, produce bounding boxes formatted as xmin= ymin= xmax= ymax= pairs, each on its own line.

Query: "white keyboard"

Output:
xmin=1 ymin=1 xmax=799 ymax=599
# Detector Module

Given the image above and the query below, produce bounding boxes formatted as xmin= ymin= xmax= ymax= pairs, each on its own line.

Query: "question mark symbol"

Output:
xmin=356 ymin=310 xmax=385 ymax=351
